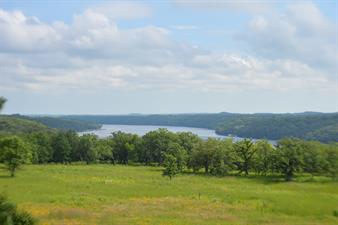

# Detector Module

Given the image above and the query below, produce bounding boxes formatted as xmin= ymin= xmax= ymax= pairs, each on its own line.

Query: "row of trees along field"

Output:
xmin=0 ymin=128 xmax=337 ymax=181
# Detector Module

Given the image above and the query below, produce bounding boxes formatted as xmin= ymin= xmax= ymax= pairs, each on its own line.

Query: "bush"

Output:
xmin=0 ymin=195 xmax=36 ymax=225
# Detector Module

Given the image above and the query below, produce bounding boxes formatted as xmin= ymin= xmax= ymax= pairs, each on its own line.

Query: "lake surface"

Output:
xmin=78 ymin=124 xmax=272 ymax=143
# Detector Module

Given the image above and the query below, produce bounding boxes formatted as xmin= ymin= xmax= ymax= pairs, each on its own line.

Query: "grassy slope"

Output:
xmin=0 ymin=165 xmax=337 ymax=225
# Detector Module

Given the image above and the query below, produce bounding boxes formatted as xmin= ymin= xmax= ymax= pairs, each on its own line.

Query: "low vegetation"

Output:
xmin=0 ymin=195 xmax=36 ymax=225
xmin=0 ymin=164 xmax=337 ymax=225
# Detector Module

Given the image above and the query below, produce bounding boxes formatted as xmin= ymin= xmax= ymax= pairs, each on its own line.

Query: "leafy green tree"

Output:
xmin=64 ymin=130 xmax=80 ymax=162
xmin=95 ymin=139 xmax=114 ymax=163
xmin=301 ymin=141 xmax=326 ymax=176
xmin=0 ymin=195 xmax=36 ymax=225
xmin=110 ymin=132 xmax=140 ymax=164
xmin=0 ymin=97 xmax=6 ymax=112
xmin=177 ymin=132 xmax=202 ymax=154
xmin=276 ymin=138 xmax=304 ymax=181
xmin=165 ymin=142 xmax=187 ymax=172
xmin=233 ymin=139 xmax=256 ymax=175
xmin=162 ymin=153 xmax=179 ymax=180
xmin=190 ymin=138 xmax=228 ymax=175
xmin=323 ymin=144 xmax=338 ymax=179
xmin=252 ymin=140 xmax=275 ymax=175
xmin=0 ymin=136 xmax=31 ymax=177
xmin=27 ymin=132 xmax=53 ymax=164
xmin=51 ymin=132 xmax=71 ymax=163
xmin=141 ymin=129 xmax=179 ymax=165
xmin=78 ymin=134 xmax=98 ymax=164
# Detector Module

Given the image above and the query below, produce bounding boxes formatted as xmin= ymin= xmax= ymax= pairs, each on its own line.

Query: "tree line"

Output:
xmin=0 ymin=128 xmax=337 ymax=181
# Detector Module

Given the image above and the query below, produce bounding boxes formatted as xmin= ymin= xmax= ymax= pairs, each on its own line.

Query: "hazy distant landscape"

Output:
xmin=0 ymin=0 xmax=337 ymax=225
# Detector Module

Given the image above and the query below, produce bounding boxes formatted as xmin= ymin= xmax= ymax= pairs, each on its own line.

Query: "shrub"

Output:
xmin=0 ymin=195 xmax=36 ymax=225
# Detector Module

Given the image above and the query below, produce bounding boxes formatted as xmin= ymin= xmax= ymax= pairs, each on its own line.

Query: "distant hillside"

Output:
xmin=214 ymin=113 xmax=338 ymax=142
xmin=0 ymin=115 xmax=51 ymax=134
xmin=0 ymin=115 xmax=102 ymax=134
xmin=25 ymin=116 xmax=102 ymax=132
xmin=63 ymin=113 xmax=338 ymax=142
xmin=63 ymin=113 xmax=233 ymax=129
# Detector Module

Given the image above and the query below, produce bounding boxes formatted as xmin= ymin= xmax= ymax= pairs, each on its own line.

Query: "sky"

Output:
xmin=0 ymin=0 xmax=337 ymax=114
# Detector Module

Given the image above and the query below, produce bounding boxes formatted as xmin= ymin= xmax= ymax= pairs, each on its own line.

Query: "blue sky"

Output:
xmin=0 ymin=0 xmax=337 ymax=114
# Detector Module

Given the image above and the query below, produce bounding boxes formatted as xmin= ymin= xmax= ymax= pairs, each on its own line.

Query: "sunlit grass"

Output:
xmin=0 ymin=164 xmax=337 ymax=225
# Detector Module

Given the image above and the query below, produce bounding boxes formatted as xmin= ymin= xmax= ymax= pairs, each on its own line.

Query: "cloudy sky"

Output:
xmin=0 ymin=0 xmax=337 ymax=114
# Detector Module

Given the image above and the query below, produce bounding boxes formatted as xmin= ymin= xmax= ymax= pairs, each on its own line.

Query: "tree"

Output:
xmin=0 ymin=97 xmax=6 ymax=112
xmin=162 ymin=154 xmax=179 ymax=180
xmin=51 ymin=132 xmax=71 ymax=163
xmin=177 ymin=132 xmax=202 ymax=154
xmin=252 ymin=140 xmax=275 ymax=175
xmin=323 ymin=144 xmax=338 ymax=179
xmin=189 ymin=138 xmax=227 ymax=175
xmin=0 ymin=136 xmax=31 ymax=177
xmin=141 ymin=129 xmax=179 ymax=165
xmin=78 ymin=134 xmax=98 ymax=164
xmin=95 ymin=139 xmax=114 ymax=163
xmin=276 ymin=138 xmax=304 ymax=181
xmin=165 ymin=142 xmax=187 ymax=172
xmin=64 ymin=130 xmax=80 ymax=162
xmin=26 ymin=132 xmax=53 ymax=164
xmin=0 ymin=195 xmax=36 ymax=225
xmin=233 ymin=139 xmax=256 ymax=175
xmin=302 ymin=141 xmax=326 ymax=177
xmin=110 ymin=132 xmax=140 ymax=164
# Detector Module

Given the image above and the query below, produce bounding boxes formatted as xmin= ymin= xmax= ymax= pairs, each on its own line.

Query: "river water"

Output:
xmin=78 ymin=124 xmax=275 ymax=144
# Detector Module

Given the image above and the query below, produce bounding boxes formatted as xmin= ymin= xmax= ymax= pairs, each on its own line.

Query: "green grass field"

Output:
xmin=0 ymin=164 xmax=337 ymax=225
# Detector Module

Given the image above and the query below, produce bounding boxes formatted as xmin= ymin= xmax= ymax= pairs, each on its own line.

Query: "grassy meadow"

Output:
xmin=0 ymin=164 xmax=337 ymax=225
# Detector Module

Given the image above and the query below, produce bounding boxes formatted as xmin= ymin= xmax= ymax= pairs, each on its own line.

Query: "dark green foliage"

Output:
xmin=26 ymin=132 xmax=53 ymax=163
xmin=0 ymin=116 xmax=51 ymax=135
xmin=0 ymin=136 xmax=31 ymax=177
xmin=165 ymin=142 xmax=187 ymax=172
xmin=162 ymin=154 xmax=179 ymax=180
xmin=301 ymin=141 xmax=326 ymax=176
xmin=0 ymin=195 xmax=36 ymax=225
xmin=252 ymin=140 xmax=275 ymax=175
xmin=324 ymin=144 xmax=338 ymax=179
xmin=27 ymin=116 xmax=101 ymax=132
xmin=78 ymin=134 xmax=98 ymax=164
xmin=95 ymin=139 xmax=113 ymax=163
xmin=51 ymin=132 xmax=72 ymax=163
xmin=233 ymin=139 xmax=256 ymax=176
xmin=190 ymin=138 xmax=229 ymax=175
xmin=177 ymin=132 xmax=202 ymax=154
xmin=109 ymin=131 xmax=141 ymax=164
xmin=141 ymin=128 xmax=179 ymax=165
xmin=275 ymin=138 xmax=304 ymax=181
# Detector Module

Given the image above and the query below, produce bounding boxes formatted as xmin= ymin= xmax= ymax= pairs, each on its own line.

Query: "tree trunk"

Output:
xmin=10 ymin=167 xmax=15 ymax=177
xmin=205 ymin=164 xmax=209 ymax=174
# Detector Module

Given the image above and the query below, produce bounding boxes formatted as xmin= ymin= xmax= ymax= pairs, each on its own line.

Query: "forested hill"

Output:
xmin=0 ymin=115 xmax=102 ymax=133
xmin=27 ymin=116 xmax=102 ymax=132
xmin=0 ymin=115 xmax=51 ymax=134
xmin=63 ymin=112 xmax=338 ymax=142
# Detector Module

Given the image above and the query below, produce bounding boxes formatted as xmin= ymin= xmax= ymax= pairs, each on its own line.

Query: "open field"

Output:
xmin=0 ymin=164 xmax=337 ymax=225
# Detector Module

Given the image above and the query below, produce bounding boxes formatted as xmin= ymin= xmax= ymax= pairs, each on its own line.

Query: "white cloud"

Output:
xmin=0 ymin=3 xmax=335 ymax=97
xmin=236 ymin=2 xmax=337 ymax=72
